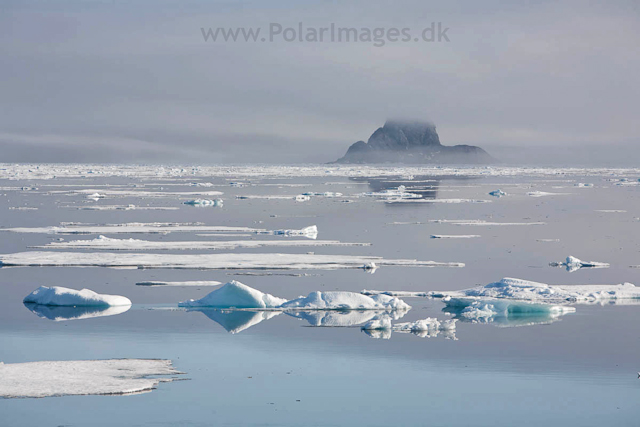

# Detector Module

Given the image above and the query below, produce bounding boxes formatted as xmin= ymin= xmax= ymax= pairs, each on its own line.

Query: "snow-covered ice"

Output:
xmin=0 ymin=359 xmax=183 ymax=398
xmin=178 ymin=281 xmax=287 ymax=309
xmin=1 ymin=222 xmax=263 ymax=235
xmin=280 ymin=292 xmax=411 ymax=311
xmin=23 ymin=286 xmax=131 ymax=307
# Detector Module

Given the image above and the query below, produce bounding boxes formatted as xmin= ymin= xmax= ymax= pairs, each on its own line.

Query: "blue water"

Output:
xmin=1 ymin=170 xmax=639 ymax=426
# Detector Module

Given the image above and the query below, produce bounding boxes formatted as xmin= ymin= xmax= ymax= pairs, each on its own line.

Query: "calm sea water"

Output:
xmin=1 ymin=169 xmax=639 ymax=426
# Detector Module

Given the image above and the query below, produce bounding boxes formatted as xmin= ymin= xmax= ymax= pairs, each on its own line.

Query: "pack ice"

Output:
xmin=0 ymin=359 xmax=183 ymax=398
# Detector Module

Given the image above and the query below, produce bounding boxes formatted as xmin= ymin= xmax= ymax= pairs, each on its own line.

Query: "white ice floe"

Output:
xmin=361 ymin=317 xmax=392 ymax=331
xmin=385 ymin=198 xmax=491 ymax=204
xmin=34 ymin=235 xmax=369 ymax=250
xmin=236 ymin=194 xmax=310 ymax=201
xmin=136 ymin=280 xmax=223 ymax=287
xmin=71 ymin=205 xmax=179 ymax=211
xmin=71 ymin=189 xmax=224 ymax=198
xmin=0 ymin=251 xmax=462 ymax=270
xmin=361 ymin=186 xmax=422 ymax=200
xmin=1 ymin=222 xmax=263 ymax=234
xmin=183 ymin=199 xmax=223 ymax=207
xmin=301 ymin=191 xmax=344 ymax=197
xmin=280 ymin=292 xmax=411 ymax=311
xmin=254 ymin=225 xmax=319 ymax=239
xmin=86 ymin=192 xmax=106 ymax=200
xmin=595 ymin=210 xmax=627 ymax=213
xmin=575 ymin=183 xmax=594 ymax=187
xmin=392 ymin=220 xmax=546 ymax=226
xmin=550 ymin=256 xmax=610 ymax=272
xmin=537 ymin=239 xmax=560 ymax=242
xmin=23 ymin=286 xmax=131 ymax=307
xmin=527 ymin=191 xmax=570 ymax=197
xmin=25 ymin=304 xmax=131 ymax=321
xmin=489 ymin=189 xmax=507 ymax=197
xmin=431 ymin=235 xmax=480 ymax=239
xmin=0 ymin=359 xmax=183 ymax=398
xmin=178 ymin=281 xmax=287 ymax=309
xmin=362 ymin=317 xmax=457 ymax=339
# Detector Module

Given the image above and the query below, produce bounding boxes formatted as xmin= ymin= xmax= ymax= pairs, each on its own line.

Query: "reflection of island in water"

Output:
xmin=24 ymin=303 xmax=130 ymax=321
xmin=351 ymin=175 xmax=478 ymax=205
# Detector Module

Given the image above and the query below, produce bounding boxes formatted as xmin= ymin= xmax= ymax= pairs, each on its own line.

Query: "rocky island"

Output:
xmin=334 ymin=120 xmax=493 ymax=164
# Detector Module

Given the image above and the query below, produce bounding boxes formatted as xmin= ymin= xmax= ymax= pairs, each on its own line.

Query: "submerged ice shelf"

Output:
xmin=0 ymin=252 xmax=464 ymax=270
xmin=0 ymin=359 xmax=183 ymax=399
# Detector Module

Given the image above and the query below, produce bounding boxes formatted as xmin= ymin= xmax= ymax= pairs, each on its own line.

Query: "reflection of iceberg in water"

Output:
xmin=285 ymin=309 xmax=407 ymax=327
xmin=442 ymin=298 xmax=575 ymax=328
xmin=362 ymin=328 xmax=392 ymax=340
xmin=189 ymin=308 xmax=280 ymax=334
xmin=24 ymin=302 xmax=130 ymax=321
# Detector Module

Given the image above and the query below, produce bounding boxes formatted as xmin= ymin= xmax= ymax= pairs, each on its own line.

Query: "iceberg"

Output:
xmin=183 ymin=198 xmax=223 ymax=207
xmin=0 ymin=359 xmax=183 ymax=398
xmin=23 ymin=286 xmax=131 ymax=307
xmin=24 ymin=303 xmax=130 ymax=321
xmin=178 ymin=281 xmax=287 ymax=309
xmin=550 ymin=256 xmax=610 ymax=273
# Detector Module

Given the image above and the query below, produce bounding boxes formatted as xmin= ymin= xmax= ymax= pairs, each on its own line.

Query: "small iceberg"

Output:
xmin=550 ymin=256 xmax=610 ymax=273
xmin=489 ymin=189 xmax=507 ymax=197
xmin=178 ymin=281 xmax=287 ymax=309
xmin=23 ymin=286 xmax=131 ymax=307
xmin=183 ymin=198 xmax=223 ymax=207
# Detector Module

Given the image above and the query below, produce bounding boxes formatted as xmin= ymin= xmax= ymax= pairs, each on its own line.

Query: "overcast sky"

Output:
xmin=1 ymin=0 xmax=639 ymax=165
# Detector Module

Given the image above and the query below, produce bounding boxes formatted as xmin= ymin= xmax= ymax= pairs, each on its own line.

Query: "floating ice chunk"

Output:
xmin=0 ymin=359 xmax=183 ymax=398
xmin=183 ymin=198 xmax=223 ymax=207
xmin=361 ymin=186 xmax=422 ymax=200
xmin=0 ymin=251 xmax=464 ymax=270
xmin=393 ymin=220 xmax=546 ymax=226
xmin=178 ymin=281 xmax=286 ymax=309
xmin=24 ymin=303 xmax=130 ymax=321
xmin=86 ymin=192 xmax=106 ymax=200
xmin=73 ymin=189 xmax=224 ymax=198
xmin=254 ymin=225 xmax=319 ymax=239
xmin=595 ymin=210 xmax=627 ymax=213
xmin=361 ymin=317 xmax=392 ymax=330
xmin=280 ymin=291 xmax=411 ymax=311
xmin=575 ymin=183 xmax=594 ymax=187
xmin=537 ymin=239 xmax=560 ymax=242
xmin=136 ymin=280 xmax=223 ymax=287
xmin=363 ymin=261 xmax=377 ymax=273
xmin=72 ymin=205 xmax=179 ymax=211
xmin=23 ymin=286 xmax=131 ymax=307
xmin=393 ymin=318 xmax=457 ymax=338
xmin=550 ymin=256 xmax=610 ymax=272
xmin=385 ymin=198 xmax=491 ymax=204
xmin=444 ymin=297 xmax=575 ymax=327
xmin=35 ymin=235 xmax=369 ymax=250
xmin=489 ymin=189 xmax=507 ymax=197
xmin=295 ymin=195 xmax=311 ymax=202
xmin=431 ymin=235 xmax=480 ymax=239
xmin=301 ymin=191 xmax=343 ymax=197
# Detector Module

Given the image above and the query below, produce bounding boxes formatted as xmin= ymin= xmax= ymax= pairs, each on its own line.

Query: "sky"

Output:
xmin=1 ymin=0 xmax=639 ymax=165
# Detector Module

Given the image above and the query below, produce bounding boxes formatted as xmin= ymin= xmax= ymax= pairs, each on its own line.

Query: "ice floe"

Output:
xmin=23 ymin=286 xmax=131 ymax=307
xmin=70 ymin=189 xmax=224 ymax=198
xmin=550 ymin=256 xmax=610 ymax=272
xmin=0 ymin=359 xmax=183 ymax=398
xmin=70 ymin=205 xmax=179 ymax=211
xmin=489 ymin=189 xmax=507 ymax=197
xmin=361 ymin=317 xmax=457 ymax=339
xmin=24 ymin=304 xmax=130 ymax=321
xmin=385 ymin=198 xmax=491 ymax=204
xmin=253 ymin=225 xmax=319 ymax=239
xmin=527 ymin=191 xmax=570 ymax=197
xmin=136 ymin=280 xmax=223 ymax=287
xmin=361 ymin=185 xmax=422 ymax=200
xmin=183 ymin=199 xmax=223 ymax=207
xmin=33 ymin=235 xmax=369 ymax=250
xmin=595 ymin=210 xmax=627 ymax=213
xmin=1 ymin=222 xmax=264 ymax=235
xmin=574 ymin=183 xmax=594 ymax=187
xmin=430 ymin=235 xmax=481 ymax=239
xmin=392 ymin=220 xmax=546 ymax=226
xmin=178 ymin=281 xmax=287 ymax=309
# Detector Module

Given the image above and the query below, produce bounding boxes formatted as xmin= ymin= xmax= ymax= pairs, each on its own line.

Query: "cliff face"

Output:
xmin=335 ymin=120 xmax=493 ymax=164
